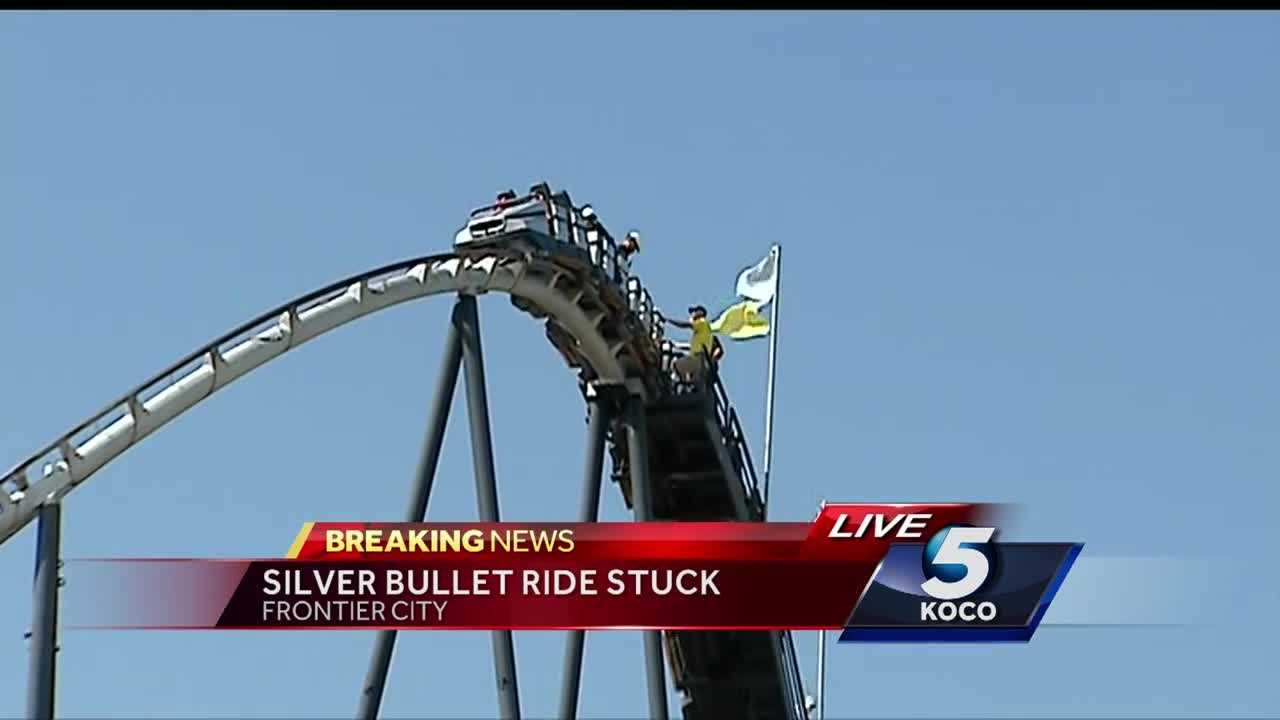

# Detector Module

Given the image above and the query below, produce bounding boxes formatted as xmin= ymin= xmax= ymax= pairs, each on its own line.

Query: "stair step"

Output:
xmin=663 ymin=470 xmax=724 ymax=484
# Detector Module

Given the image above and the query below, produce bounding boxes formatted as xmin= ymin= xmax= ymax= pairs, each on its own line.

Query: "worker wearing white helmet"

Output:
xmin=618 ymin=230 xmax=641 ymax=282
xmin=622 ymin=230 xmax=641 ymax=259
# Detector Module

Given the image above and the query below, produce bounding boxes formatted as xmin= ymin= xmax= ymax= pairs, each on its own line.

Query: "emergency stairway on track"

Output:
xmin=612 ymin=358 xmax=809 ymax=720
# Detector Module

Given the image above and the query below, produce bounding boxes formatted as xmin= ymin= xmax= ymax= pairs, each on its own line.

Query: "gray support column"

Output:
xmin=26 ymin=500 xmax=61 ymax=720
xmin=456 ymin=294 xmax=521 ymax=720
xmin=558 ymin=395 xmax=611 ymax=719
xmin=625 ymin=395 xmax=670 ymax=720
xmin=356 ymin=311 xmax=465 ymax=720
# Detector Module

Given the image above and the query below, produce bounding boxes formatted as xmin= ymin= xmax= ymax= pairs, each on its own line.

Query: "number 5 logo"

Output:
xmin=921 ymin=526 xmax=996 ymax=600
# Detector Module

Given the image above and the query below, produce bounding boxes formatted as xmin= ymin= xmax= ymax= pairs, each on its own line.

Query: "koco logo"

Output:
xmin=919 ymin=525 xmax=999 ymax=622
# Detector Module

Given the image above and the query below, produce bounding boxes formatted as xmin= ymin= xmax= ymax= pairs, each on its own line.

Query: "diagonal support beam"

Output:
xmin=558 ymin=391 xmax=611 ymax=718
xmin=457 ymin=293 xmax=522 ymax=720
xmin=27 ymin=500 xmax=61 ymax=720
xmin=356 ymin=307 xmax=465 ymax=720
xmin=625 ymin=395 xmax=670 ymax=720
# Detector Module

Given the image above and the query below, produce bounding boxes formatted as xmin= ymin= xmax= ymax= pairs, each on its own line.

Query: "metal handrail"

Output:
xmin=692 ymin=350 xmax=765 ymax=516
xmin=728 ymin=415 xmax=764 ymax=516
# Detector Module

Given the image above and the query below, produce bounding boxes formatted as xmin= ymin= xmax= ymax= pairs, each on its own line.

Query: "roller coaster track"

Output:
xmin=1 ymin=237 xmax=808 ymax=719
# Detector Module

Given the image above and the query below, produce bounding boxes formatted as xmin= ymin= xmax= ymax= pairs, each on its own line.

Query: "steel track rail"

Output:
xmin=0 ymin=249 xmax=634 ymax=545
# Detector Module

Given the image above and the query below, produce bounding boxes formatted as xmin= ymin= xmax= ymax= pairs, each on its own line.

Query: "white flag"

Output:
xmin=735 ymin=247 xmax=778 ymax=306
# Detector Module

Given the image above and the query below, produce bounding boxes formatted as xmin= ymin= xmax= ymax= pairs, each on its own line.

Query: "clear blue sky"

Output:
xmin=2 ymin=11 xmax=1278 ymax=718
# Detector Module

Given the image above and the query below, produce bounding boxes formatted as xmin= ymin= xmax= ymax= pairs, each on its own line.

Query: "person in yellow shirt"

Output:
xmin=662 ymin=305 xmax=724 ymax=382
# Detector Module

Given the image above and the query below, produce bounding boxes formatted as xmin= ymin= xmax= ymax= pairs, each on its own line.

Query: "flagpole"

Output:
xmin=816 ymin=498 xmax=828 ymax=718
xmin=761 ymin=244 xmax=781 ymax=519
xmin=816 ymin=623 xmax=827 ymax=720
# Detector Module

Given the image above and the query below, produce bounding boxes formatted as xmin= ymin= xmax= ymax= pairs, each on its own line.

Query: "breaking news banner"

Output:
xmin=67 ymin=503 xmax=1080 ymax=643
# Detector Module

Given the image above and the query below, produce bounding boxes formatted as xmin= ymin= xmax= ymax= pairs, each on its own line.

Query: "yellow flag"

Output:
xmin=710 ymin=300 xmax=770 ymax=340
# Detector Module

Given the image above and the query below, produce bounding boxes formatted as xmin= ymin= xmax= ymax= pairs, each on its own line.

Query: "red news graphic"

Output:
xmin=69 ymin=503 xmax=1057 ymax=633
